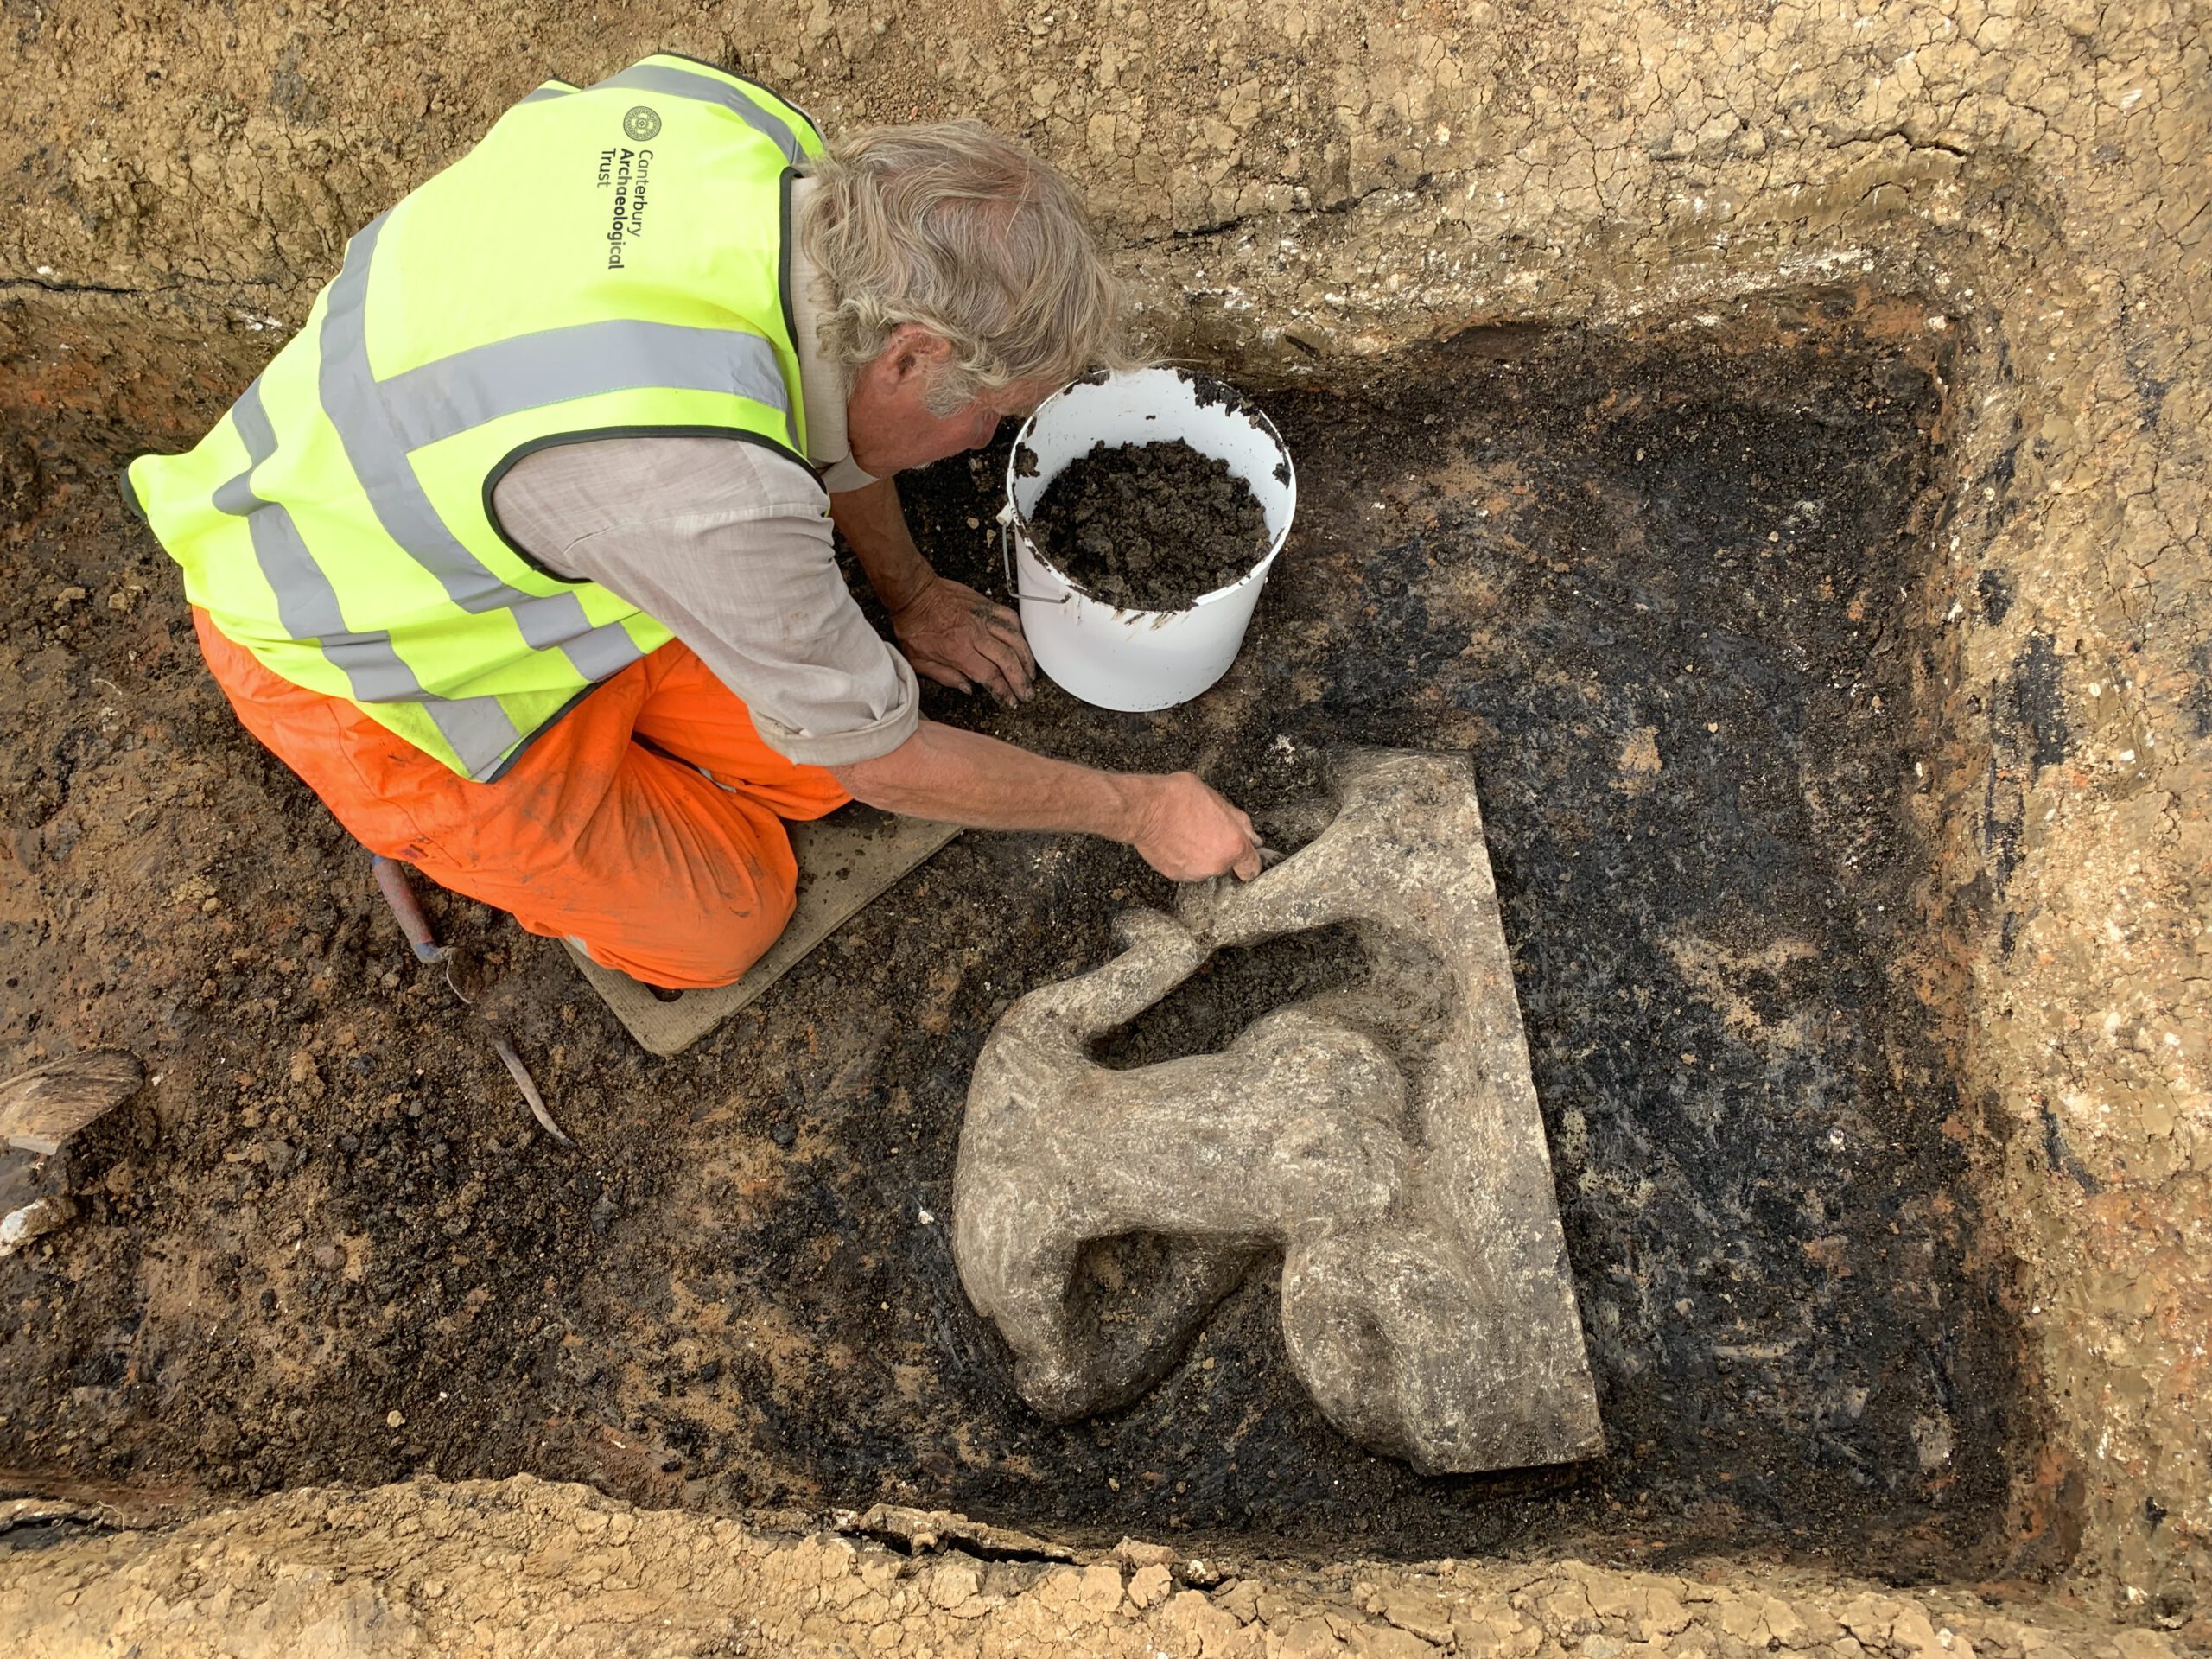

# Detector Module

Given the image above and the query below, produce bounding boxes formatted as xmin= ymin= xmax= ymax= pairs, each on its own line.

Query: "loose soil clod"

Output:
xmin=1027 ymin=439 xmax=1270 ymax=611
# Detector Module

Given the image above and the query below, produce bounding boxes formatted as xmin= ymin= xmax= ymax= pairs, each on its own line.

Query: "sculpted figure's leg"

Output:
xmin=1001 ymin=1236 xmax=1265 ymax=1421
xmin=988 ymin=910 xmax=1211 ymax=1048
xmin=1179 ymin=750 xmax=1489 ymax=956
xmin=1282 ymin=1224 xmax=1605 ymax=1476
xmin=1281 ymin=1226 xmax=1497 ymax=1475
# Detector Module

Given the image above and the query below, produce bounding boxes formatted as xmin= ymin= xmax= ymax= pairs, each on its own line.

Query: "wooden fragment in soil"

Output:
xmin=0 ymin=1049 xmax=143 ymax=1156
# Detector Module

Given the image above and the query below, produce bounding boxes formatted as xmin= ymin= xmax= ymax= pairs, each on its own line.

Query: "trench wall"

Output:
xmin=0 ymin=1477 xmax=2192 ymax=1659
xmin=3 ymin=0 xmax=2208 ymax=1618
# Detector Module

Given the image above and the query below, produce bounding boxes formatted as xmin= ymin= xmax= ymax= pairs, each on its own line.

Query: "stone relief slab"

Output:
xmin=955 ymin=749 xmax=1604 ymax=1474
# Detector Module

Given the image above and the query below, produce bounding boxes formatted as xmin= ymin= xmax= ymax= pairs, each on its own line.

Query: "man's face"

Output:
xmin=845 ymin=326 xmax=1058 ymax=477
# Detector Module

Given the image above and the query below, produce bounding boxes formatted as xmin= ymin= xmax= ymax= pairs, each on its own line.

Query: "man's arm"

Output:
xmin=493 ymin=442 xmax=1256 ymax=879
xmin=830 ymin=478 xmax=1036 ymax=707
xmin=830 ymin=721 xmax=1263 ymax=882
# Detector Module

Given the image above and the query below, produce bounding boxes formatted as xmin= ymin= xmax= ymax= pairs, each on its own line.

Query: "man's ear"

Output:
xmin=888 ymin=326 xmax=953 ymax=385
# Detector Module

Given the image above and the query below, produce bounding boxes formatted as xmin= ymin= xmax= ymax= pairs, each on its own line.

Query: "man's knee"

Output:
xmin=589 ymin=853 xmax=797 ymax=990
xmin=683 ymin=867 xmax=798 ymax=987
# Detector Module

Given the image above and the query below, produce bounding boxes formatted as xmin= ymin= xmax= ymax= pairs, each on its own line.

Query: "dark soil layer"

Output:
xmin=0 ymin=295 xmax=2017 ymax=1580
xmin=1026 ymin=439 xmax=1269 ymax=609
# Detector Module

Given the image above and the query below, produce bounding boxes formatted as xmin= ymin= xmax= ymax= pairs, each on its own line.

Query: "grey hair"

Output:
xmin=797 ymin=122 xmax=1133 ymax=415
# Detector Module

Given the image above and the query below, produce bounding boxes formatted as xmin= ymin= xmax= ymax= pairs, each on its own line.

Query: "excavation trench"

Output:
xmin=0 ymin=296 xmax=2020 ymax=1580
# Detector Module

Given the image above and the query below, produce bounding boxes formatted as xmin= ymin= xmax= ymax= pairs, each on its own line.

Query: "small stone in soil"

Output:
xmin=1027 ymin=439 xmax=1269 ymax=610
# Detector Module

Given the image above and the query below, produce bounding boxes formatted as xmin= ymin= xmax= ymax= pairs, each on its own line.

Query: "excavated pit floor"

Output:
xmin=0 ymin=296 xmax=2019 ymax=1580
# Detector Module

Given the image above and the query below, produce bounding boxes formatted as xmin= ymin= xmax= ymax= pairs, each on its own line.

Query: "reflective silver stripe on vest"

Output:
xmin=517 ymin=85 xmax=572 ymax=105
xmin=213 ymin=377 xmax=523 ymax=766
xmin=319 ymin=213 xmax=651 ymax=693
xmin=378 ymin=318 xmax=797 ymax=454
xmin=589 ymin=62 xmax=807 ymax=164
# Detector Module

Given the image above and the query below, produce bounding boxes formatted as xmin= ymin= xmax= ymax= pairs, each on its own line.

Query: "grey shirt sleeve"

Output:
xmin=490 ymin=435 xmax=919 ymax=766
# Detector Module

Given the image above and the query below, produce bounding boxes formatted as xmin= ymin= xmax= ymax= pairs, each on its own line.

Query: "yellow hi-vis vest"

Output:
xmin=124 ymin=54 xmax=826 ymax=781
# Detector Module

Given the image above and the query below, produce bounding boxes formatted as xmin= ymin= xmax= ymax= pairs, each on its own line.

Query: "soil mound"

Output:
xmin=1027 ymin=439 xmax=1268 ymax=610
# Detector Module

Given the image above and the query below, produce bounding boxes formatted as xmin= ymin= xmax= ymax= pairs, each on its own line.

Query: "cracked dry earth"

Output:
xmin=3 ymin=0 xmax=2210 ymax=1649
xmin=0 ymin=1479 xmax=2197 ymax=1659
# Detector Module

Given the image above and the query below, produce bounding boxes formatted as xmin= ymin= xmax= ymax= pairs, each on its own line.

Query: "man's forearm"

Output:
xmin=829 ymin=477 xmax=934 ymax=613
xmin=830 ymin=720 xmax=1148 ymax=841
xmin=830 ymin=721 xmax=1263 ymax=881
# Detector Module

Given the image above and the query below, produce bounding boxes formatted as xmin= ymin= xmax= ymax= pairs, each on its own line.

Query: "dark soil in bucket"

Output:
xmin=1025 ymin=438 xmax=1270 ymax=610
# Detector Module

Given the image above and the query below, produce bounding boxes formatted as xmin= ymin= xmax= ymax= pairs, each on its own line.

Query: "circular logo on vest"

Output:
xmin=622 ymin=105 xmax=662 ymax=142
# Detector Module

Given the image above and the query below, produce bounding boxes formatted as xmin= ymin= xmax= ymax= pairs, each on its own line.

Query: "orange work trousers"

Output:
xmin=194 ymin=609 xmax=850 ymax=988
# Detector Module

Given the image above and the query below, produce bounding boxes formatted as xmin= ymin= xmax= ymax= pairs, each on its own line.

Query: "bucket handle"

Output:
xmin=997 ymin=501 xmax=1070 ymax=607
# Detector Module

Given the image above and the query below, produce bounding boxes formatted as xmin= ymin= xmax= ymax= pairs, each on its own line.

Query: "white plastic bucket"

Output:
xmin=1001 ymin=367 xmax=1296 ymax=711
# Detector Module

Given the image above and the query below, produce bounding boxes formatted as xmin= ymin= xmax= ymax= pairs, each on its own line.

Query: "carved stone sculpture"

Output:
xmin=954 ymin=748 xmax=1604 ymax=1474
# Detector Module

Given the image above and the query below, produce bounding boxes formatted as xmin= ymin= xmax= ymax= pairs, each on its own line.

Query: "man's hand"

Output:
xmin=1129 ymin=771 xmax=1263 ymax=882
xmin=830 ymin=479 xmax=1035 ymax=706
xmin=892 ymin=575 xmax=1038 ymax=707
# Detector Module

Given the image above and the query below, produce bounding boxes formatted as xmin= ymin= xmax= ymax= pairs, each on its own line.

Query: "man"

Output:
xmin=126 ymin=54 xmax=1261 ymax=990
